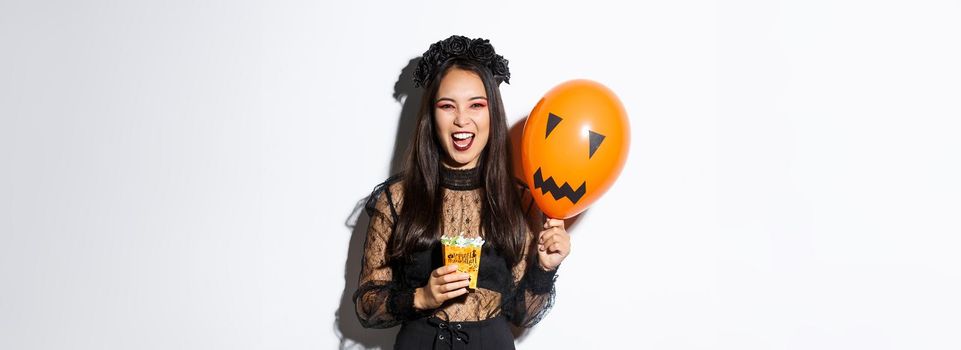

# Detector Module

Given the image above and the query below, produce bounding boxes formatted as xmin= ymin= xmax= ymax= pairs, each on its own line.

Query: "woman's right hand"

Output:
xmin=413 ymin=264 xmax=470 ymax=310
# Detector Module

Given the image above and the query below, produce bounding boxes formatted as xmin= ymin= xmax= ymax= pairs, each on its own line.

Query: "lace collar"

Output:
xmin=440 ymin=165 xmax=482 ymax=190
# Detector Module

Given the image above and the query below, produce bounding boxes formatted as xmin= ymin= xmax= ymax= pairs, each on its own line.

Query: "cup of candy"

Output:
xmin=440 ymin=234 xmax=484 ymax=290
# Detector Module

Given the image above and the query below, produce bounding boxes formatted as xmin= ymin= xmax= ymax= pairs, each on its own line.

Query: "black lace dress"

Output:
xmin=353 ymin=166 xmax=559 ymax=350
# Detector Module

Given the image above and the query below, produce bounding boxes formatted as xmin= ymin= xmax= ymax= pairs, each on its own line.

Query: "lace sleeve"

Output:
xmin=505 ymin=183 xmax=558 ymax=328
xmin=352 ymin=179 xmax=426 ymax=328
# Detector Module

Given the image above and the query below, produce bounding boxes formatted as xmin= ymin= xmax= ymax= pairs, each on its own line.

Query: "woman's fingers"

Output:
xmin=539 ymin=228 xmax=570 ymax=253
xmin=439 ymin=279 xmax=470 ymax=293
xmin=441 ymin=272 xmax=470 ymax=284
xmin=433 ymin=264 xmax=459 ymax=277
xmin=538 ymin=230 xmax=551 ymax=251
xmin=539 ymin=233 xmax=550 ymax=251
xmin=550 ymin=241 xmax=564 ymax=254
xmin=542 ymin=236 xmax=563 ymax=253
xmin=443 ymin=287 xmax=469 ymax=300
xmin=538 ymin=228 xmax=556 ymax=243
xmin=541 ymin=226 xmax=567 ymax=239
xmin=424 ymin=266 xmax=472 ymax=308
xmin=433 ymin=273 xmax=470 ymax=303
xmin=541 ymin=235 xmax=556 ymax=249
xmin=539 ymin=227 xmax=565 ymax=250
xmin=543 ymin=217 xmax=565 ymax=229
xmin=536 ymin=218 xmax=573 ymax=270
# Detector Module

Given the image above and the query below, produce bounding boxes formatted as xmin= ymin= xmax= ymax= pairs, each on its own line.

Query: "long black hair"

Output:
xmin=387 ymin=58 xmax=527 ymax=268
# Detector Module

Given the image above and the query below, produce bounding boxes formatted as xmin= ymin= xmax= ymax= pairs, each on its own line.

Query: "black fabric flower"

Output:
xmin=468 ymin=38 xmax=495 ymax=61
xmin=491 ymin=55 xmax=511 ymax=84
xmin=412 ymin=35 xmax=511 ymax=88
xmin=442 ymin=35 xmax=470 ymax=56
xmin=424 ymin=42 xmax=444 ymax=65
xmin=413 ymin=60 xmax=432 ymax=88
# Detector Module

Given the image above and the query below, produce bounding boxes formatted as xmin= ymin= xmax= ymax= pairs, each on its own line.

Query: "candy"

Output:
xmin=441 ymin=233 xmax=484 ymax=289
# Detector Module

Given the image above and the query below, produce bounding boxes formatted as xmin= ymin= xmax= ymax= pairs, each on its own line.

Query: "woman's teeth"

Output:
xmin=452 ymin=132 xmax=474 ymax=150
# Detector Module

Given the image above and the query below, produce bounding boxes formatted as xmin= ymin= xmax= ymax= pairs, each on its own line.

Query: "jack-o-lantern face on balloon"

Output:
xmin=520 ymin=80 xmax=630 ymax=219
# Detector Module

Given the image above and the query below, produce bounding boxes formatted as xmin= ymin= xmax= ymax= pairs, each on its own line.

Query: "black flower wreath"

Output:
xmin=413 ymin=35 xmax=511 ymax=88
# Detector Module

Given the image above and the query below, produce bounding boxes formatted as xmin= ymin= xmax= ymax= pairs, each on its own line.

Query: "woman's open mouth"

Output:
xmin=451 ymin=132 xmax=475 ymax=151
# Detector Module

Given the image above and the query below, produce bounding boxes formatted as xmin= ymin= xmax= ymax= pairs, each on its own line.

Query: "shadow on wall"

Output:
xmin=334 ymin=58 xmax=421 ymax=350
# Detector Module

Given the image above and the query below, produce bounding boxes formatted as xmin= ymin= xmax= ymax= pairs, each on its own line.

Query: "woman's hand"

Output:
xmin=413 ymin=264 xmax=470 ymax=310
xmin=537 ymin=218 xmax=571 ymax=271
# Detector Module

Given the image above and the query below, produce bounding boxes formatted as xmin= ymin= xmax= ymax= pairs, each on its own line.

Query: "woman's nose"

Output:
xmin=453 ymin=111 xmax=470 ymax=126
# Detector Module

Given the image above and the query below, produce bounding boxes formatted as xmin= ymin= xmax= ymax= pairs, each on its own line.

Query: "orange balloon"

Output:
xmin=521 ymin=80 xmax=630 ymax=219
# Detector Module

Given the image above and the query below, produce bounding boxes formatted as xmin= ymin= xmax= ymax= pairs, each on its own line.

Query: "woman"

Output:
xmin=354 ymin=35 xmax=571 ymax=350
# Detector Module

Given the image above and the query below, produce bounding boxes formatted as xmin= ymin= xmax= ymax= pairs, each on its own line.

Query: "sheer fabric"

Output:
xmin=353 ymin=167 xmax=557 ymax=329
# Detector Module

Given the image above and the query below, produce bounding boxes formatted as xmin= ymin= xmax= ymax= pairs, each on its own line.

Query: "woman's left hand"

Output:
xmin=537 ymin=218 xmax=571 ymax=271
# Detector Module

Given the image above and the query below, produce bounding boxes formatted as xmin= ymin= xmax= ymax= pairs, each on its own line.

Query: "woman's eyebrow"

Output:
xmin=434 ymin=96 xmax=488 ymax=103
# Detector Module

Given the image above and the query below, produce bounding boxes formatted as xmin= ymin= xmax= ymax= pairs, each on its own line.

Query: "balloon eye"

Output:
xmin=589 ymin=130 xmax=605 ymax=159
xmin=546 ymin=113 xmax=562 ymax=138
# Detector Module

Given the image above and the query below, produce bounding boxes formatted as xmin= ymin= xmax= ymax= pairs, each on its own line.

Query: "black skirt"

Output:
xmin=395 ymin=314 xmax=515 ymax=350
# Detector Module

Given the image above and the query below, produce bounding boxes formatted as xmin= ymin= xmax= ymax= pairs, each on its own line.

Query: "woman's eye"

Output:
xmin=437 ymin=104 xmax=454 ymax=110
xmin=471 ymin=103 xmax=487 ymax=109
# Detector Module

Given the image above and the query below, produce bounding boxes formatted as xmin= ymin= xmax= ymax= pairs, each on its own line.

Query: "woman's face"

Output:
xmin=433 ymin=68 xmax=491 ymax=169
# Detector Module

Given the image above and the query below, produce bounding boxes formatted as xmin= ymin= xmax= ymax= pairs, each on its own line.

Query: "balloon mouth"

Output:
xmin=532 ymin=167 xmax=586 ymax=204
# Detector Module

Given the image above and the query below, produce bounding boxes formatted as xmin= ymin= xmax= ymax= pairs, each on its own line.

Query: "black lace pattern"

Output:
xmin=353 ymin=171 xmax=558 ymax=329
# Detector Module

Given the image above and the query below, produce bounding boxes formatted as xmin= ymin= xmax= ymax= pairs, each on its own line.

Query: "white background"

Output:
xmin=2 ymin=0 xmax=960 ymax=349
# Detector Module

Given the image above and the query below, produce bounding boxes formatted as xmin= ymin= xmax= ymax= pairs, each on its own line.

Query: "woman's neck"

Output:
xmin=439 ymin=164 xmax=482 ymax=190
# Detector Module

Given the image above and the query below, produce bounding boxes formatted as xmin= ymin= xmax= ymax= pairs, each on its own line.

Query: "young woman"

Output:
xmin=354 ymin=35 xmax=571 ymax=350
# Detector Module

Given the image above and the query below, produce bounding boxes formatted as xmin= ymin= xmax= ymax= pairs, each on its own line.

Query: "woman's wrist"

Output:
xmin=538 ymin=261 xmax=558 ymax=272
xmin=412 ymin=286 xmax=428 ymax=310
